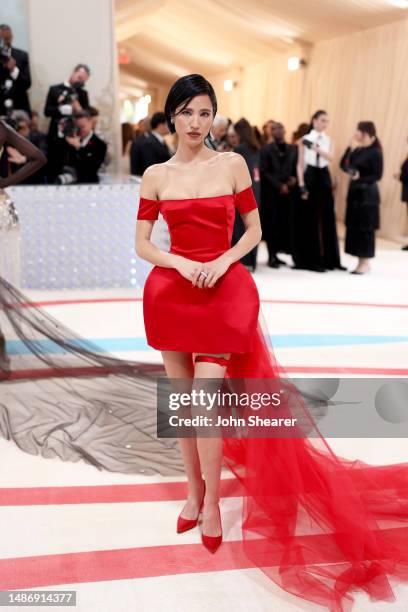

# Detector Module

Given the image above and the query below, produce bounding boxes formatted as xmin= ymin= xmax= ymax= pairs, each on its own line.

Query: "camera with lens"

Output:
xmin=60 ymin=116 xmax=79 ymax=138
xmin=60 ymin=81 xmax=85 ymax=106
xmin=303 ymin=138 xmax=314 ymax=149
xmin=61 ymin=90 xmax=76 ymax=105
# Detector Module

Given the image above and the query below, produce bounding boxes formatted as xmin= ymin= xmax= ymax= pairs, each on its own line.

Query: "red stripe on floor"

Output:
xmin=0 ymin=479 xmax=242 ymax=507
xmin=1 ymin=527 xmax=408 ymax=590
xmin=0 ymin=542 xmax=253 ymax=589
xmin=5 ymin=363 xmax=163 ymax=381
xmin=16 ymin=297 xmax=408 ymax=309
xmin=5 ymin=365 xmax=408 ymax=381
xmin=281 ymin=366 xmax=408 ymax=375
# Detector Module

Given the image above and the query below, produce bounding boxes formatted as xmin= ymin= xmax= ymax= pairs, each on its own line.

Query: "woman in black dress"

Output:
xmin=232 ymin=117 xmax=261 ymax=271
xmin=394 ymin=141 xmax=408 ymax=251
xmin=340 ymin=121 xmax=383 ymax=274
xmin=296 ymin=110 xmax=344 ymax=272
xmin=0 ymin=118 xmax=46 ymax=372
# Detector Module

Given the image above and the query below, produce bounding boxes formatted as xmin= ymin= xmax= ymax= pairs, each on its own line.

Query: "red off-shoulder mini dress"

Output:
xmin=137 ymin=186 xmax=260 ymax=353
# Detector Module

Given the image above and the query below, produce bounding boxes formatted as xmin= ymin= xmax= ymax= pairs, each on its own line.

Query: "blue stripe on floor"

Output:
xmin=6 ymin=335 xmax=408 ymax=355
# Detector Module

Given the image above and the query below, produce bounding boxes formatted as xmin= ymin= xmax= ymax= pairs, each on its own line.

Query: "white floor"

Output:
xmin=1 ymin=237 xmax=408 ymax=611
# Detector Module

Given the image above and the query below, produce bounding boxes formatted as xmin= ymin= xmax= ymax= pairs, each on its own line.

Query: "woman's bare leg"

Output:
xmin=161 ymin=350 xmax=204 ymax=520
xmin=192 ymin=352 xmax=231 ymax=537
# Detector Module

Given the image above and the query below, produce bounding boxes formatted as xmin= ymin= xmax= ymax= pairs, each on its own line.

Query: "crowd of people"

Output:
xmin=125 ymin=108 xmax=408 ymax=274
xmin=1 ymin=21 xmax=407 ymax=262
xmin=0 ymin=24 xmax=106 ymax=185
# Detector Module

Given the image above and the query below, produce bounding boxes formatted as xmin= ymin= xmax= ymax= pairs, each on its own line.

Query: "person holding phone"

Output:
xmin=296 ymin=110 xmax=344 ymax=272
xmin=340 ymin=122 xmax=383 ymax=274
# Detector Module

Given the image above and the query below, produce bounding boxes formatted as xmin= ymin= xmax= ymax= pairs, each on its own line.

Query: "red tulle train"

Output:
xmin=222 ymin=309 xmax=408 ymax=611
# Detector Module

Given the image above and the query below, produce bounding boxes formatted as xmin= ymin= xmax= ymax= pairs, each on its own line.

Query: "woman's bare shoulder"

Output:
xmin=219 ymin=151 xmax=247 ymax=171
xmin=140 ymin=163 xmax=168 ymax=200
xmin=219 ymin=151 xmax=251 ymax=190
xmin=217 ymin=151 xmax=240 ymax=164
xmin=143 ymin=163 xmax=168 ymax=177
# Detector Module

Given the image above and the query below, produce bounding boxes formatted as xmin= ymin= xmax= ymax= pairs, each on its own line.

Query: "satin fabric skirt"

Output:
xmin=143 ymin=260 xmax=260 ymax=353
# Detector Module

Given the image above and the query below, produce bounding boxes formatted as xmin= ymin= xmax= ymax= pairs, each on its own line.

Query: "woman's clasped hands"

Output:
xmin=175 ymin=255 xmax=232 ymax=289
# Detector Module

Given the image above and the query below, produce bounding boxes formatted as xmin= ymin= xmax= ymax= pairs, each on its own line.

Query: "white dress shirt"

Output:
xmin=303 ymin=129 xmax=331 ymax=169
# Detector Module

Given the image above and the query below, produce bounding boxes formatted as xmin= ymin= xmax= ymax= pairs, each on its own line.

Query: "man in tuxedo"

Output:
xmin=44 ymin=64 xmax=91 ymax=143
xmin=130 ymin=112 xmax=170 ymax=176
xmin=260 ymin=122 xmax=297 ymax=267
xmin=51 ymin=111 xmax=107 ymax=184
xmin=0 ymin=24 xmax=31 ymax=115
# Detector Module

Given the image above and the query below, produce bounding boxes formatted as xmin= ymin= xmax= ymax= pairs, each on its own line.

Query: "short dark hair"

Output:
xmin=0 ymin=24 xmax=11 ymax=31
xmin=73 ymin=63 xmax=91 ymax=76
xmin=150 ymin=112 xmax=167 ymax=130
xmin=74 ymin=110 xmax=92 ymax=120
xmin=309 ymin=109 xmax=327 ymax=132
xmin=357 ymin=121 xmax=382 ymax=149
xmin=88 ymin=106 xmax=99 ymax=117
xmin=164 ymin=74 xmax=217 ymax=134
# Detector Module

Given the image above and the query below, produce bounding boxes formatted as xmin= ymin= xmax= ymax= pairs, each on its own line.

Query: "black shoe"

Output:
xmin=325 ymin=264 xmax=347 ymax=271
xmin=351 ymin=268 xmax=369 ymax=275
xmin=310 ymin=266 xmax=326 ymax=273
xmin=267 ymin=257 xmax=280 ymax=268
xmin=291 ymin=264 xmax=305 ymax=270
xmin=402 ymin=245 xmax=408 ymax=251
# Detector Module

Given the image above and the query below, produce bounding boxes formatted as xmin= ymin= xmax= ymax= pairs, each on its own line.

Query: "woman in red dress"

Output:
xmin=136 ymin=74 xmax=262 ymax=553
xmin=136 ymin=75 xmax=408 ymax=611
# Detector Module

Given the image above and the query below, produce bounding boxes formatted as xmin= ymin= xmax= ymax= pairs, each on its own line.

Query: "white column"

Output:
xmin=27 ymin=0 xmax=121 ymax=174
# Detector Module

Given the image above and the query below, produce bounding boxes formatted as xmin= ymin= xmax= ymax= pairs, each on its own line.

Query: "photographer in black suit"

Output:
xmin=130 ymin=112 xmax=170 ymax=176
xmin=0 ymin=24 xmax=31 ymax=116
xmin=44 ymin=64 xmax=91 ymax=143
xmin=49 ymin=111 xmax=107 ymax=184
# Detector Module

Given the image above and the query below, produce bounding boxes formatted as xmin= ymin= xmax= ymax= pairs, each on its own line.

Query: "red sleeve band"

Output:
xmin=235 ymin=186 xmax=258 ymax=214
xmin=137 ymin=197 xmax=159 ymax=220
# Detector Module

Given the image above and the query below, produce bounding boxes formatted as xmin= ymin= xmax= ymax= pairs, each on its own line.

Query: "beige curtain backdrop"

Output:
xmin=210 ymin=18 xmax=408 ymax=240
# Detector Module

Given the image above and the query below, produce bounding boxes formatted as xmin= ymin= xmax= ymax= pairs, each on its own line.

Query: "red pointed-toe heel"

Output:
xmin=176 ymin=482 xmax=206 ymax=534
xmin=201 ymin=505 xmax=222 ymax=553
